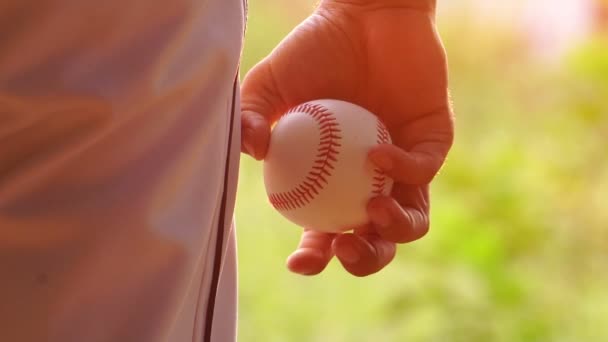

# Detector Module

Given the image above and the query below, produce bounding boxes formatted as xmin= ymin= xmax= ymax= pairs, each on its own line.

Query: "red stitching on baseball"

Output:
xmin=372 ymin=118 xmax=391 ymax=196
xmin=268 ymin=103 xmax=342 ymax=211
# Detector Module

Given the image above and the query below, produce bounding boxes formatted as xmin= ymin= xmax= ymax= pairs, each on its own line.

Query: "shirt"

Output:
xmin=0 ymin=1 xmax=245 ymax=341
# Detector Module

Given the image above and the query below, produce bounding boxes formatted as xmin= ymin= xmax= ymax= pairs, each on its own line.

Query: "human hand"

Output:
xmin=241 ymin=0 xmax=454 ymax=276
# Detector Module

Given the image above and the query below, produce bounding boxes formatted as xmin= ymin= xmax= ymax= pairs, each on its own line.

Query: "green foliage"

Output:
xmin=236 ymin=2 xmax=608 ymax=341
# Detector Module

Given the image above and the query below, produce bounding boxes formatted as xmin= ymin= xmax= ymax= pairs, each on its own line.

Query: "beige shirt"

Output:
xmin=0 ymin=1 xmax=245 ymax=341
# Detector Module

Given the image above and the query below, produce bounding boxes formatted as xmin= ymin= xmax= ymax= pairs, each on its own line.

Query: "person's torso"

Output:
xmin=0 ymin=1 xmax=245 ymax=341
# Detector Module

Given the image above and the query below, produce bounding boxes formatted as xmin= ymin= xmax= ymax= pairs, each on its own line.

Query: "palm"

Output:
xmin=241 ymin=2 xmax=453 ymax=276
xmin=260 ymin=7 xmax=448 ymax=122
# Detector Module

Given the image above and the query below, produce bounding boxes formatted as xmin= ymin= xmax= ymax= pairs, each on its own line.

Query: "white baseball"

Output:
xmin=263 ymin=99 xmax=393 ymax=233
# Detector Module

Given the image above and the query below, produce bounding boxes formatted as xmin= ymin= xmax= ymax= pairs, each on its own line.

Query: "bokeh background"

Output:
xmin=235 ymin=1 xmax=608 ymax=341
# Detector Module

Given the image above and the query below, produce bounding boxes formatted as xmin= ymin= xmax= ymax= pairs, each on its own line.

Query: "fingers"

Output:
xmin=241 ymin=59 xmax=288 ymax=123
xmin=287 ymin=225 xmax=401 ymax=277
xmin=241 ymin=111 xmax=270 ymax=160
xmin=367 ymin=195 xmax=429 ymax=244
xmin=328 ymin=194 xmax=427 ymax=277
xmin=369 ymin=104 xmax=454 ymax=184
xmin=287 ymin=230 xmax=336 ymax=276
xmin=241 ymin=60 xmax=288 ymax=160
xmin=333 ymin=231 xmax=397 ymax=277
xmin=368 ymin=131 xmax=454 ymax=185
xmin=368 ymin=144 xmax=443 ymax=185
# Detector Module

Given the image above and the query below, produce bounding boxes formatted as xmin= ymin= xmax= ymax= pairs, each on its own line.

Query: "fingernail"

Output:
xmin=338 ymin=244 xmax=361 ymax=264
xmin=370 ymin=206 xmax=392 ymax=228
xmin=369 ymin=151 xmax=392 ymax=171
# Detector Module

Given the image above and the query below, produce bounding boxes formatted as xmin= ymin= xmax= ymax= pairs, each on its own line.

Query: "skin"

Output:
xmin=241 ymin=0 xmax=454 ymax=277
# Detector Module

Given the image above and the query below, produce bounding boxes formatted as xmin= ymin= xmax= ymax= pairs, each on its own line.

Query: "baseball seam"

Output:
xmin=268 ymin=103 xmax=342 ymax=211
xmin=372 ymin=119 xmax=391 ymax=196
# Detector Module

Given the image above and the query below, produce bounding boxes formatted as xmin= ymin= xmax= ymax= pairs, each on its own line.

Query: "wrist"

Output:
xmin=319 ymin=0 xmax=436 ymax=13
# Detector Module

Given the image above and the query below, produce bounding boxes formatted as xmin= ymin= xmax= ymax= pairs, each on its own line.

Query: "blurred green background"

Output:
xmin=235 ymin=1 xmax=608 ymax=341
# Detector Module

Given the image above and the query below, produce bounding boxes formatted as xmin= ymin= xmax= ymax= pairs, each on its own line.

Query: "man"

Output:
xmin=0 ymin=0 xmax=453 ymax=341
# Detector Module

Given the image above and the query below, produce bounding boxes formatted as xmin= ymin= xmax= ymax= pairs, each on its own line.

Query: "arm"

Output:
xmin=242 ymin=0 xmax=453 ymax=276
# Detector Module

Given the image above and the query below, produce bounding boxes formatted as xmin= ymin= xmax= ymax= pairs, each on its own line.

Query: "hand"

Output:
xmin=241 ymin=0 xmax=454 ymax=276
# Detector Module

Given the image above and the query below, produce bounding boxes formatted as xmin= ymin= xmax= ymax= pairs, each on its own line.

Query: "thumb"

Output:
xmin=241 ymin=111 xmax=270 ymax=161
xmin=241 ymin=60 xmax=287 ymax=160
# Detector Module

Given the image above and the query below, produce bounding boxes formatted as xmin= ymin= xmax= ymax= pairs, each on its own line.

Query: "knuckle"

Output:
xmin=393 ymin=229 xmax=413 ymax=244
xmin=420 ymin=158 xmax=443 ymax=183
xmin=416 ymin=224 xmax=430 ymax=240
xmin=348 ymin=266 xmax=378 ymax=278
xmin=350 ymin=270 xmax=371 ymax=278
xmin=385 ymin=221 xmax=429 ymax=244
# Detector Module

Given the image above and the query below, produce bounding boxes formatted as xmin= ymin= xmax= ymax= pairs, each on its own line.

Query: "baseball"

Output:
xmin=263 ymin=99 xmax=393 ymax=233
